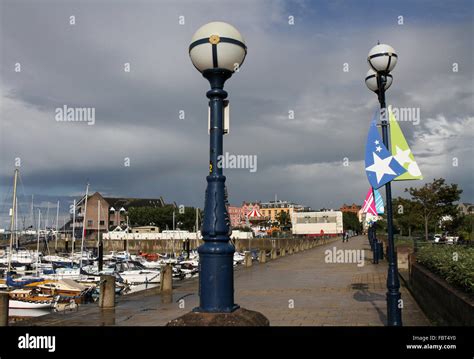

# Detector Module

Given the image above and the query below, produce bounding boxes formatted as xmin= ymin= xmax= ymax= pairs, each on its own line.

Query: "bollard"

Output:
xmin=373 ymin=241 xmax=379 ymax=264
xmin=377 ymin=241 xmax=384 ymax=260
xmin=271 ymin=249 xmax=277 ymax=260
xmin=160 ymin=264 xmax=173 ymax=292
xmin=282 ymin=248 xmax=287 ymax=257
xmin=288 ymin=247 xmax=293 ymax=255
xmin=259 ymin=250 xmax=266 ymax=263
xmin=99 ymin=275 xmax=116 ymax=308
xmin=0 ymin=292 xmax=9 ymax=326
xmin=244 ymin=251 xmax=253 ymax=267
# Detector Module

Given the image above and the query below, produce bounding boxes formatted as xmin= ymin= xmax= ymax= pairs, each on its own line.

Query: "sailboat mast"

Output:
xmin=97 ymin=199 xmax=101 ymax=247
xmin=195 ymin=207 xmax=199 ymax=238
xmin=55 ymin=200 xmax=59 ymax=250
xmin=72 ymin=199 xmax=76 ymax=262
xmin=36 ymin=210 xmax=41 ymax=276
xmin=7 ymin=168 xmax=19 ymax=273
xmin=79 ymin=183 xmax=89 ymax=269
xmin=15 ymin=195 xmax=18 ymax=248
xmin=31 ymin=194 xmax=34 ymax=230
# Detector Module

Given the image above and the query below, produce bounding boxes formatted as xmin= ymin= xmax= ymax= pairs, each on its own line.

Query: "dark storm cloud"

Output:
xmin=0 ymin=0 xmax=472 ymax=229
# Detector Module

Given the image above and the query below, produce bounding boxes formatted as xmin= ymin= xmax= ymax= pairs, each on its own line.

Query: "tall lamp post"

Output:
xmin=365 ymin=43 xmax=402 ymax=326
xmin=189 ymin=22 xmax=246 ymax=312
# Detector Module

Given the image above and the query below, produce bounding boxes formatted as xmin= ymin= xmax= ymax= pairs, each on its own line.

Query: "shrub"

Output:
xmin=416 ymin=245 xmax=474 ymax=295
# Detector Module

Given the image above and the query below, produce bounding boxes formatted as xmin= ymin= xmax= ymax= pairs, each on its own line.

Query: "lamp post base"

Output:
xmin=166 ymin=307 xmax=270 ymax=326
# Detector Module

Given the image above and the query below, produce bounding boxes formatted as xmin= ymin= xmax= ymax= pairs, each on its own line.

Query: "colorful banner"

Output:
xmin=362 ymin=188 xmax=377 ymax=216
xmin=389 ymin=107 xmax=423 ymax=181
xmin=365 ymin=111 xmax=406 ymax=189
xmin=374 ymin=188 xmax=384 ymax=214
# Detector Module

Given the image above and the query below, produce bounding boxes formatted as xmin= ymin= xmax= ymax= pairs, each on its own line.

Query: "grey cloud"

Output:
xmin=0 ymin=0 xmax=472 ymax=224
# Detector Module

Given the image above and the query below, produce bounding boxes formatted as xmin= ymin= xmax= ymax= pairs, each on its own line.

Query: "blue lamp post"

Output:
xmin=189 ymin=22 xmax=247 ymax=312
xmin=365 ymin=43 xmax=402 ymax=326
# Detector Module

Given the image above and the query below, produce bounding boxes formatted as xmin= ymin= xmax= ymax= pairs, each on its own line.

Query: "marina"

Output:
xmin=11 ymin=236 xmax=429 ymax=326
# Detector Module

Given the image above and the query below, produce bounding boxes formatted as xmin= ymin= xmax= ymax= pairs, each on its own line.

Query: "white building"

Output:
xmin=291 ymin=211 xmax=343 ymax=237
xmin=103 ymin=229 xmax=201 ymax=240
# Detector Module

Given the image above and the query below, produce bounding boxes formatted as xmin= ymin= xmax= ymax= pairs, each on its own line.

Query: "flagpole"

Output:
xmin=376 ymin=73 xmax=402 ymax=326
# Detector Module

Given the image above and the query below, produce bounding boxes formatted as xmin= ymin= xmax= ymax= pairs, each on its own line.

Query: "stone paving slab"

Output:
xmin=15 ymin=236 xmax=430 ymax=326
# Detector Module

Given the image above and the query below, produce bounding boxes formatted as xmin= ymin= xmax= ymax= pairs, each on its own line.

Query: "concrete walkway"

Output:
xmin=16 ymin=235 xmax=430 ymax=326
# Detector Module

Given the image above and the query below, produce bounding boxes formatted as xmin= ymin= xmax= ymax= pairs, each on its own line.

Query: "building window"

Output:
xmin=109 ymin=221 xmax=114 ymax=226
xmin=100 ymin=220 xmax=105 ymax=226
xmin=87 ymin=220 xmax=93 ymax=227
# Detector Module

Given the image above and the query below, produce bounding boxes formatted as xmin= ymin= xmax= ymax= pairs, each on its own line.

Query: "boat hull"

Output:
xmin=9 ymin=299 xmax=54 ymax=309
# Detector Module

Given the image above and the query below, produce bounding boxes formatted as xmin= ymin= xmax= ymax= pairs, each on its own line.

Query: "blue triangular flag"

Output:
xmin=365 ymin=112 xmax=406 ymax=189
xmin=373 ymin=188 xmax=384 ymax=214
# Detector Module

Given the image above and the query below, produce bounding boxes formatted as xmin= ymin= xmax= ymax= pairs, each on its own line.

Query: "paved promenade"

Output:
xmin=17 ymin=235 xmax=430 ymax=326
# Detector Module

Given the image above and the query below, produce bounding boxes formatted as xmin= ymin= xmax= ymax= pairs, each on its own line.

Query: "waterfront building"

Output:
xmin=227 ymin=205 xmax=244 ymax=228
xmin=260 ymin=200 xmax=305 ymax=222
xmin=458 ymin=202 xmax=473 ymax=215
xmin=68 ymin=192 xmax=167 ymax=239
xmin=340 ymin=203 xmax=362 ymax=215
xmin=291 ymin=211 xmax=343 ymax=237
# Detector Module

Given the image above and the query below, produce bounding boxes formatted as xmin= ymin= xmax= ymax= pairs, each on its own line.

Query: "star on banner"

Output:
xmin=365 ymin=113 xmax=406 ymax=189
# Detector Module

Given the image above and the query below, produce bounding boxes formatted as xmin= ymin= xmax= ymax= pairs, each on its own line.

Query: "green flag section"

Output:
xmin=389 ymin=106 xmax=423 ymax=181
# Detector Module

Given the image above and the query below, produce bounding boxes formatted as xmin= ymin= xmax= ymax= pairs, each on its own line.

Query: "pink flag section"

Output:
xmin=361 ymin=188 xmax=377 ymax=216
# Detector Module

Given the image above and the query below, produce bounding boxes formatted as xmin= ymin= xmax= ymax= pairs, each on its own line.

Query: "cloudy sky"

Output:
xmin=0 ymin=0 xmax=473 ymax=227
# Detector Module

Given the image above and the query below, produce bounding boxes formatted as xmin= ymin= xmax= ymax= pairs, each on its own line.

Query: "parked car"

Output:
xmin=444 ymin=233 xmax=459 ymax=244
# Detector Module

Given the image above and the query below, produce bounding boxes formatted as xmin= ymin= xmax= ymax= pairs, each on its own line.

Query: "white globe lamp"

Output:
xmin=365 ymin=68 xmax=393 ymax=92
xmin=189 ymin=21 xmax=247 ymax=73
xmin=367 ymin=43 xmax=397 ymax=74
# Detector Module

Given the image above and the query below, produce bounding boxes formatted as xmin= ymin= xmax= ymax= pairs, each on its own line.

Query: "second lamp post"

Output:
xmin=365 ymin=43 xmax=403 ymax=326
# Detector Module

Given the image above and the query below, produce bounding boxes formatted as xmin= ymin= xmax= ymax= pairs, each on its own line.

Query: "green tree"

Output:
xmin=407 ymin=178 xmax=462 ymax=241
xmin=128 ymin=205 xmax=201 ymax=231
xmin=393 ymin=197 xmax=423 ymax=237
xmin=276 ymin=211 xmax=291 ymax=227
xmin=458 ymin=214 xmax=473 ymax=242
xmin=343 ymin=212 xmax=362 ymax=232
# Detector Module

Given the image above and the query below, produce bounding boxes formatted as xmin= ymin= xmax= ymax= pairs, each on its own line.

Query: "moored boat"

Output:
xmin=8 ymin=289 xmax=56 ymax=309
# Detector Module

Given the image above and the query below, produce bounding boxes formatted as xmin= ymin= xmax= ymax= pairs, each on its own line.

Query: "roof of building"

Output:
xmin=341 ymin=203 xmax=361 ymax=208
xmin=104 ymin=197 xmax=166 ymax=210
xmin=76 ymin=192 xmax=166 ymax=210
xmin=260 ymin=200 xmax=304 ymax=208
